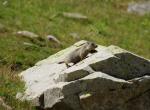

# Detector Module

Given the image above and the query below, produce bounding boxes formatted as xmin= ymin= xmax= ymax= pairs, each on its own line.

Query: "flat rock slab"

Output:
xmin=18 ymin=40 xmax=150 ymax=110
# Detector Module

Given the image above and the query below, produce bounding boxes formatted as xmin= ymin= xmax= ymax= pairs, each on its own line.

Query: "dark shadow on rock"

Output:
xmin=90 ymin=53 xmax=150 ymax=80
xmin=46 ymin=101 xmax=73 ymax=110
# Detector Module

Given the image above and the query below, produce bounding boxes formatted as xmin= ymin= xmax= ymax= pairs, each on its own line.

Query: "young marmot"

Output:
xmin=58 ymin=41 xmax=97 ymax=67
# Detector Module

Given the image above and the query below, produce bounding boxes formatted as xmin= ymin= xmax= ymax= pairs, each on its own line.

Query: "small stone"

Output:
xmin=128 ymin=1 xmax=150 ymax=15
xmin=23 ymin=42 xmax=34 ymax=46
xmin=70 ymin=32 xmax=80 ymax=40
xmin=62 ymin=12 xmax=88 ymax=20
xmin=16 ymin=92 xmax=23 ymax=99
xmin=2 ymin=1 xmax=8 ymax=6
xmin=16 ymin=31 xmax=39 ymax=39
xmin=46 ymin=35 xmax=61 ymax=44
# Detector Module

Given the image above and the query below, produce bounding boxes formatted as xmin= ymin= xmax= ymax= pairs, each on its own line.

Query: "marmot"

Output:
xmin=58 ymin=41 xmax=97 ymax=67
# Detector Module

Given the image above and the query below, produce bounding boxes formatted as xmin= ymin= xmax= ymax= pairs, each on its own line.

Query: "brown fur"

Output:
xmin=59 ymin=41 xmax=97 ymax=67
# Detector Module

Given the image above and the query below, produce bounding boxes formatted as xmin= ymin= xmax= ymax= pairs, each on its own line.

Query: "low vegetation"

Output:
xmin=0 ymin=66 xmax=33 ymax=109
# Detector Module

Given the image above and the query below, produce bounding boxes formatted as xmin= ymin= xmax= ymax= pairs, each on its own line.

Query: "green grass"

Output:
xmin=0 ymin=0 xmax=150 ymax=109
xmin=0 ymin=66 xmax=34 ymax=110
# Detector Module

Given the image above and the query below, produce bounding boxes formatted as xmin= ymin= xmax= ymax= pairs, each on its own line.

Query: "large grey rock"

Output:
xmin=17 ymin=40 xmax=150 ymax=110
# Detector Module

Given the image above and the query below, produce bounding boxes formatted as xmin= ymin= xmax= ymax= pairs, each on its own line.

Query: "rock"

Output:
xmin=69 ymin=32 xmax=80 ymax=40
xmin=0 ymin=97 xmax=12 ymax=110
xmin=23 ymin=42 xmax=34 ymax=46
xmin=16 ymin=92 xmax=23 ymax=100
xmin=2 ymin=1 xmax=8 ymax=6
xmin=16 ymin=31 xmax=44 ymax=46
xmin=17 ymin=40 xmax=150 ymax=110
xmin=62 ymin=12 xmax=88 ymax=20
xmin=127 ymin=1 xmax=150 ymax=15
xmin=16 ymin=31 xmax=39 ymax=39
xmin=23 ymin=42 xmax=39 ymax=48
xmin=46 ymin=35 xmax=61 ymax=45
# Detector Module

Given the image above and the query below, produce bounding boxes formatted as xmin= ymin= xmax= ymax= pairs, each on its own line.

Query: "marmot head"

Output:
xmin=86 ymin=41 xmax=97 ymax=51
